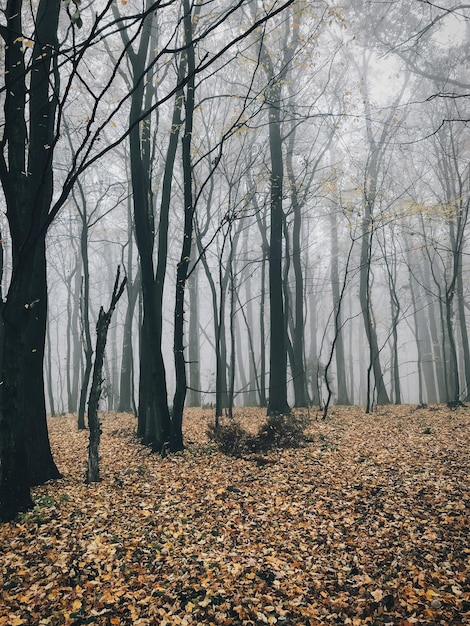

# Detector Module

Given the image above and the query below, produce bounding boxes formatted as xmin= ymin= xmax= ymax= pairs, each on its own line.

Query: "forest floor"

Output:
xmin=0 ymin=405 xmax=469 ymax=626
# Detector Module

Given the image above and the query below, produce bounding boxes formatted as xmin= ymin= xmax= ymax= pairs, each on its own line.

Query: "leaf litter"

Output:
xmin=0 ymin=405 xmax=469 ymax=625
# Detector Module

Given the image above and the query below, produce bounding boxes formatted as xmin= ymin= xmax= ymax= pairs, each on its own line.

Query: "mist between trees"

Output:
xmin=0 ymin=0 xmax=468 ymax=520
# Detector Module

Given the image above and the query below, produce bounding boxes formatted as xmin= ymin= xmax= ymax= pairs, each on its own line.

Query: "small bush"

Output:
xmin=206 ymin=420 xmax=250 ymax=456
xmin=256 ymin=412 xmax=309 ymax=451
xmin=207 ymin=412 xmax=308 ymax=456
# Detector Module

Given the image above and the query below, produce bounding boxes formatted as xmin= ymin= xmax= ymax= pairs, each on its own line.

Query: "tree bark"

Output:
xmin=329 ymin=206 xmax=350 ymax=405
xmin=172 ymin=0 xmax=197 ymax=449
xmin=86 ymin=269 xmax=127 ymax=483
xmin=187 ymin=259 xmax=201 ymax=407
xmin=0 ymin=0 xmax=61 ymax=519
xmin=114 ymin=2 xmax=172 ymax=451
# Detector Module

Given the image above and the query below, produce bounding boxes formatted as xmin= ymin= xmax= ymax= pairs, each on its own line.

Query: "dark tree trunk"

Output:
xmin=118 ymin=272 xmax=139 ymax=413
xmin=286 ymin=134 xmax=309 ymax=408
xmin=0 ymin=261 xmax=37 ymax=520
xmin=383 ymin=236 xmax=401 ymax=405
xmin=444 ymin=294 xmax=460 ymax=403
xmin=259 ymin=247 xmax=268 ymax=408
xmin=114 ymin=3 xmax=172 ymax=450
xmin=0 ymin=0 xmax=61 ymax=519
xmin=359 ymin=211 xmax=390 ymax=409
xmin=118 ymin=210 xmax=139 ymax=414
xmin=235 ymin=310 xmax=249 ymax=402
xmin=196 ymin=236 xmax=223 ymax=424
xmin=86 ymin=269 xmax=127 ymax=483
xmin=266 ymin=91 xmax=289 ymax=416
xmin=172 ymin=0 xmax=196 ymax=449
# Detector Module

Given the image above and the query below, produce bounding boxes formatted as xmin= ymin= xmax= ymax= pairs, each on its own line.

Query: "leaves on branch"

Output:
xmin=0 ymin=405 xmax=469 ymax=624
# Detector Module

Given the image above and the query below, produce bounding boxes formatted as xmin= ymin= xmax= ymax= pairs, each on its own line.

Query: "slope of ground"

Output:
xmin=0 ymin=405 xmax=469 ymax=625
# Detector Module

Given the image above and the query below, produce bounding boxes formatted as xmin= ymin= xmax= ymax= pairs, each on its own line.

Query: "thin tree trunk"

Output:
xmin=46 ymin=314 xmax=56 ymax=416
xmin=359 ymin=218 xmax=390 ymax=409
xmin=172 ymin=0 xmax=196 ymax=449
xmin=86 ymin=270 xmax=127 ymax=483
xmin=187 ymin=257 xmax=201 ymax=407
xmin=77 ymin=220 xmax=93 ymax=430
xmin=267 ymin=88 xmax=289 ymax=415
xmin=329 ymin=206 xmax=350 ymax=405
xmin=286 ymin=133 xmax=309 ymax=407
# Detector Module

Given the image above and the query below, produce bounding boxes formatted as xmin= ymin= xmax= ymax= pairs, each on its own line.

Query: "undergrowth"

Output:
xmin=207 ymin=411 xmax=309 ymax=455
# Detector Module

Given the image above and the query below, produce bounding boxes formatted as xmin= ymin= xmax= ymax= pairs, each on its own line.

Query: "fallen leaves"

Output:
xmin=0 ymin=405 xmax=469 ymax=625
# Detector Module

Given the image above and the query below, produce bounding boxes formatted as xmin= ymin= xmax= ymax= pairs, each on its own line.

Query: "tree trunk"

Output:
xmin=408 ymin=267 xmax=425 ymax=405
xmin=267 ymin=91 xmax=289 ymax=415
xmin=118 ymin=271 xmax=139 ymax=413
xmin=172 ymin=0 xmax=196 ymax=449
xmin=0 ymin=0 xmax=61 ymax=518
xmin=421 ymin=266 xmax=446 ymax=401
xmin=308 ymin=289 xmax=321 ymax=407
xmin=117 ymin=4 xmax=171 ymax=451
xmin=286 ymin=134 xmax=309 ymax=407
xmin=66 ymin=255 xmax=81 ymax=413
xmin=456 ymin=266 xmax=470 ymax=400
xmin=329 ymin=206 xmax=350 ymax=405
xmin=77 ymin=220 xmax=93 ymax=430
xmin=45 ymin=313 xmax=56 ymax=416
xmin=359 ymin=214 xmax=390 ymax=409
xmin=242 ymin=240 xmax=259 ymax=406
xmin=187 ymin=258 xmax=201 ymax=407
xmin=86 ymin=270 xmax=127 ymax=483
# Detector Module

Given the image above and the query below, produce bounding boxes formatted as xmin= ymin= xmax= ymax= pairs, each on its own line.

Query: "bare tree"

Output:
xmin=86 ymin=268 xmax=126 ymax=484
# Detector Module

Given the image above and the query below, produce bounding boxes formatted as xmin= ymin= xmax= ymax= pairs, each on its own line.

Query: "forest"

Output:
xmin=0 ymin=0 xmax=469 ymax=621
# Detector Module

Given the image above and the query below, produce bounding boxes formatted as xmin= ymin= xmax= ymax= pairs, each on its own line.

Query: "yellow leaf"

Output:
xmin=72 ymin=599 xmax=82 ymax=611
xmin=371 ymin=589 xmax=383 ymax=602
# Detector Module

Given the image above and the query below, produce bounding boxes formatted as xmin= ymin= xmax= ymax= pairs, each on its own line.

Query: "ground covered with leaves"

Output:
xmin=1 ymin=405 xmax=469 ymax=625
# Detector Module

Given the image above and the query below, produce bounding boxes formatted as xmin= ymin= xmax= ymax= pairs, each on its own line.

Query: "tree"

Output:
xmin=255 ymin=12 xmax=292 ymax=416
xmin=113 ymin=2 xmax=172 ymax=452
xmin=0 ymin=0 xmax=62 ymax=521
xmin=172 ymin=0 xmax=197 ymax=450
xmin=118 ymin=206 xmax=140 ymax=414
xmin=348 ymin=48 xmax=410 ymax=409
xmin=86 ymin=268 xmax=126 ymax=484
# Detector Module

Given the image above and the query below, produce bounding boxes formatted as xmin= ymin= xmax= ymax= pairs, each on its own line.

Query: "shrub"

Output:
xmin=207 ymin=412 xmax=308 ymax=456
xmin=256 ymin=412 xmax=309 ymax=451
xmin=206 ymin=420 xmax=250 ymax=456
